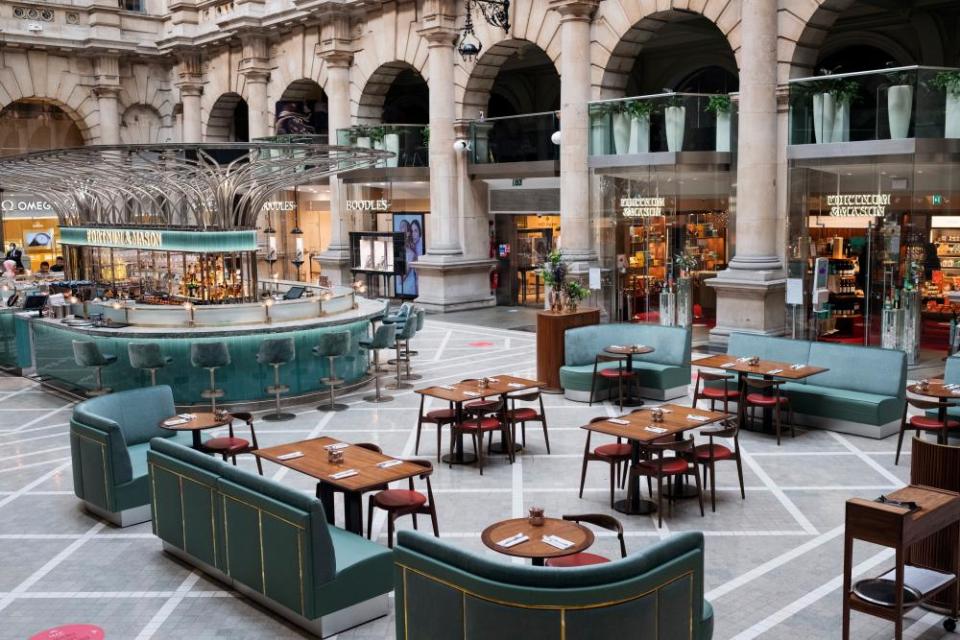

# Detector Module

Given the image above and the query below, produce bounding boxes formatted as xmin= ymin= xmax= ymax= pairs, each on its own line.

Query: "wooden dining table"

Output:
xmin=253 ymin=436 xmax=425 ymax=535
xmin=907 ymin=379 xmax=960 ymax=422
xmin=581 ymin=403 xmax=728 ymax=515
xmin=481 ymin=517 xmax=594 ymax=566
xmin=158 ymin=412 xmax=231 ymax=449
xmin=416 ymin=375 xmax=542 ymax=465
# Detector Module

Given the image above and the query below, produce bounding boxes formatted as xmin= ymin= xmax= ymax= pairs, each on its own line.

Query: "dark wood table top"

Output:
xmin=480 ymin=517 xmax=594 ymax=561
xmin=253 ymin=436 xmax=425 ymax=493
xmin=695 ymin=354 xmax=829 ymax=380
xmin=907 ymin=379 xmax=960 ymax=401
xmin=159 ymin=412 xmax=230 ymax=433
xmin=604 ymin=344 xmax=655 ymax=356
xmin=581 ymin=403 xmax=729 ymax=443
xmin=416 ymin=375 xmax=542 ymax=403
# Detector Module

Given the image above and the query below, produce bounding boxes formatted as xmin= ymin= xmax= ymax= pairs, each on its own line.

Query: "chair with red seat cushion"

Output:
xmin=544 ymin=514 xmax=626 ymax=568
xmin=367 ymin=459 xmax=438 ymax=548
xmin=692 ymin=371 xmax=739 ymax=414
xmin=414 ymin=394 xmax=457 ymax=461
xmin=450 ymin=398 xmax=508 ymax=475
xmin=504 ymin=389 xmax=550 ymax=454
xmin=743 ymin=378 xmax=794 ymax=446
xmin=319 ymin=442 xmax=388 ymax=533
xmin=896 ymin=398 xmax=960 ymax=465
xmin=578 ymin=417 xmax=632 ymax=508
xmin=590 ymin=354 xmax=635 ymax=411
xmin=630 ymin=437 xmax=704 ymax=528
xmin=459 ymin=379 xmax=501 ymax=417
xmin=203 ymin=411 xmax=262 ymax=475
xmin=692 ymin=419 xmax=744 ymax=512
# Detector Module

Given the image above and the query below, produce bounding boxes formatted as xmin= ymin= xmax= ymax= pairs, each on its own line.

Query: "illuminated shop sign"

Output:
xmin=1 ymin=199 xmax=53 ymax=212
xmin=826 ymin=194 xmax=890 ymax=217
xmin=261 ymin=201 xmax=297 ymax=212
xmin=60 ymin=227 xmax=258 ymax=252
xmin=620 ymin=197 xmax=666 ymax=218
xmin=346 ymin=199 xmax=390 ymax=212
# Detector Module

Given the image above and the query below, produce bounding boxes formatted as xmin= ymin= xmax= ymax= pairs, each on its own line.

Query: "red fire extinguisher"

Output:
xmin=490 ymin=270 xmax=500 ymax=291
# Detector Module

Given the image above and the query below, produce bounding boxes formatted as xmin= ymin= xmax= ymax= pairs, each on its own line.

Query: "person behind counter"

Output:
xmin=38 ymin=261 xmax=50 ymax=276
xmin=50 ymin=256 xmax=65 ymax=273
xmin=5 ymin=243 xmax=22 ymax=272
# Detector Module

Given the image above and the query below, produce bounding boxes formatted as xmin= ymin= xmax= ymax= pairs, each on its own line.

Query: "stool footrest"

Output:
xmin=266 ymin=384 xmax=290 ymax=395
xmin=201 ymin=389 xmax=225 ymax=399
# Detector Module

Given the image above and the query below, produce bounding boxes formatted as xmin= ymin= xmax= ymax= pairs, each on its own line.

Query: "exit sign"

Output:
xmin=512 ymin=178 xmax=523 ymax=187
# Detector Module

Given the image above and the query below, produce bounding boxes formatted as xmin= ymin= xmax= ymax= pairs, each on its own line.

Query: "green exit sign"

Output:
xmin=512 ymin=178 xmax=523 ymax=187
xmin=933 ymin=194 xmax=944 ymax=206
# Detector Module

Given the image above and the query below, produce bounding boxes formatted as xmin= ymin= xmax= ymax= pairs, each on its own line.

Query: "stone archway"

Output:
xmin=206 ymin=92 xmax=249 ymax=142
xmin=276 ymin=79 xmax=328 ymax=135
xmin=460 ymin=39 xmax=560 ymax=120
xmin=355 ymin=62 xmax=428 ymax=124
xmin=0 ymin=100 xmax=85 ymax=155
xmin=120 ymin=104 xmax=170 ymax=144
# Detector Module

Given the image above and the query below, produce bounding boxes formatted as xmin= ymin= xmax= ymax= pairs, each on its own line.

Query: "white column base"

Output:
xmin=314 ymin=248 xmax=353 ymax=286
xmin=413 ymin=257 xmax=497 ymax=312
xmin=707 ymin=269 xmax=786 ymax=349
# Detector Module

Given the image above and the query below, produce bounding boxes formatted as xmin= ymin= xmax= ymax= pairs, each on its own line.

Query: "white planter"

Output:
xmin=665 ymin=105 xmax=686 ymax=152
xmin=812 ymin=92 xmax=835 ymax=144
xmin=384 ymin=132 xmax=400 ymax=167
xmin=887 ymin=84 xmax=913 ymax=139
xmin=945 ymin=93 xmax=960 ymax=139
xmin=590 ymin=114 xmax=608 ymax=155
xmin=612 ymin=113 xmax=631 ymax=155
xmin=356 ymin=136 xmax=371 ymax=148
xmin=373 ymin=138 xmax=385 ymax=167
xmin=832 ymin=101 xmax=850 ymax=143
xmin=714 ymin=110 xmax=731 ymax=152
xmin=629 ymin=115 xmax=650 ymax=153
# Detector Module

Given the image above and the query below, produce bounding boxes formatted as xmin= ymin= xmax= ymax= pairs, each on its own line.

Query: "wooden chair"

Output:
xmin=545 ymin=514 xmax=626 ymax=567
xmin=693 ymin=419 xmax=745 ymax=512
xmin=414 ymin=394 xmax=457 ymax=461
xmin=896 ymin=398 xmax=960 ymax=465
xmin=450 ymin=398 xmax=508 ymax=475
xmin=630 ymin=437 xmax=704 ymax=528
xmin=504 ymin=389 xmax=550 ymax=454
xmin=579 ymin=417 xmax=632 ymax=507
xmin=743 ymin=378 xmax=794 ymax=445
xmin=366 ymin=459 xmax=439 ymax=548
xmin=590 ymin=354 xmax=635 ymax=410
xmin=204 ymin=411 xmax=262 ymax=475
xmin=460 ymin=378 xmax=501 ymax=417
xmin=692 ymin=371 xmax=739 ymax=413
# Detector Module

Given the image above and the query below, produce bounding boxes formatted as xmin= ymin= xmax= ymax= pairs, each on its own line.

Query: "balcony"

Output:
xmin=788 ymin=66 xmax=960 ymax=157
xmin=588 ymin=93 xmax=736 ymax=165
xmin=467 ymin=112 xmax=560 ymax=177
xmin=336 ymin=124 xmax=428 ymax=168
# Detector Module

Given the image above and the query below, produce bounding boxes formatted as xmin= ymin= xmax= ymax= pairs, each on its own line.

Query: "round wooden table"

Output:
xmin=481 ymin=517 xmax=594 ymax=566
xmin=159 ymin=412 xmax=231 ymax=449
xmin=907 ymin=381 xmax=960 ymax=422
xmin=604 ymin=344 xmax=655 ymax=407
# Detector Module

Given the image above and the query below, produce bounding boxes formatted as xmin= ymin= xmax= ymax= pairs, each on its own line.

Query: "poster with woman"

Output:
xmin=393 ymin=213 xmax=425 ymax=298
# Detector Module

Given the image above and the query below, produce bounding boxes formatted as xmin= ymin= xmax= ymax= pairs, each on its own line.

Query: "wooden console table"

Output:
xmin=535 ymin=307 xmax=600 ymax=393
xmin=842 ymin=484 xmax=960 ymax=639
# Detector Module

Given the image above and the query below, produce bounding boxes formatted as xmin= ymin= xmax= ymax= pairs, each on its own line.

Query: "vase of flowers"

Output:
xmin=564 ymin=280 xmax=588 ymax=313
xmin=540 ymin=250 xmax=567 ymax=313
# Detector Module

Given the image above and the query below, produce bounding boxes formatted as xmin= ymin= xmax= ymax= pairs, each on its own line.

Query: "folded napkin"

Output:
xmin=438 ymin=384 xmax=455 ymax=390
xmin=163 ymin=418 xmax=188 ymax=426
xmin=721 ymin=362 xmax=737 ymax=367
xmin=952 ymin=390 xmax=960 ymax=396
xmin=608 ymin=418 xmax=630 ymax=425
xmin=790 ymin=364 xmax=806 ymax=370
xmin=507 ymin=382 xmax=525 ymax=388
xmin=497 ymin=534 xmax=529 ymax=548
xmin=377 ymin=459 xmax=403 ymax=469
xmin=463 ymin=391 xmax=480 ymax=397
xmin=609 ymin=345 xmax=624 ymax=349
xmin=324 ymin=442 xmax=350 ymax=451
xmin=487 ymin=378 xmax=500 ymax=382
xmin=686 ymin=414 xmax=709 ymax=422
xmin=542 ymin=535 xmax=574 ymax=550
xmin=329 ymin=469 xmax=359 ymax=480
xmin=736 ymin=356 xmax=751 ymax=363
xmin=277 ymin=451 xmax=303 ymax=461
xmin=177 ymin=413 xmax=196 ymax=420
xmin=645 ymin=426 xmax=668 ymax=434
xmin=766 ymin=368 xmax=784 ymax=375
xmin=659 ymin=407 xmax=672 ymax=413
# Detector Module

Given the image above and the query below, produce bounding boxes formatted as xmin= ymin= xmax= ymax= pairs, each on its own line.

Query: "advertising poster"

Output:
xmin=393 ymin=213 xmax=425 ymax=298
xmin=274 ymin=100 xmax=328 ymax=135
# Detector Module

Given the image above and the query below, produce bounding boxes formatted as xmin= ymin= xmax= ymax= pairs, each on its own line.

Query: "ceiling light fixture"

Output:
xmin=458 ymin=0 xmax=511 ymax=62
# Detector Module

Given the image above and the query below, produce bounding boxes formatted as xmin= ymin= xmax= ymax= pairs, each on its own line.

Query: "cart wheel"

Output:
xmin=944 ymin=618 xmax=957 ymax=632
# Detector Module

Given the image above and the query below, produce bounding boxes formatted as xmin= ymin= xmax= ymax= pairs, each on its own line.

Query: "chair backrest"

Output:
xmin=355 ymin=442 xmax=383 ymax=453
xmin=190 ymin=342 xmax=231 ymax=368
xmin=371 ymin=323 xmax=397 ymax=349
xmin=907 ymin=397 xmax=953 ymax=411
xmin=127 ymin=342 xmax=166 ymax=369
xmin=314 ymin=330 xmax=352 ymax=358
xmin=73 ymin=340 xmax=108 ymax=367
xmin=74 ymin=385 xmax=177 ymax=446
xmin=257 ymin=337 xmax=296 ymax=366
xmin=744 ymin=378 xmax=781 ymax=392
xmin=415 ymin=309 xmax=425 ymax=331
xmin=562 ymin=513 xmax=626 ymax=558
xmin=398 ymin=318 xmax=417 ymax=340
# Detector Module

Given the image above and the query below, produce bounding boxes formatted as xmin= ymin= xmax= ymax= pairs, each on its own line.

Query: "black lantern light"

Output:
xmin=458 ymin=0 xmax=511 ymax=62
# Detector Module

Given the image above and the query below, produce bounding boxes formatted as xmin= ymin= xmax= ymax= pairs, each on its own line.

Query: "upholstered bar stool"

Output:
xmin=400 ymin=309 xmax=424 ymax=381
xmin=127 ymin=342 xmax=172 ymax=386
xmin=313 ymin=331 xmax=352 ymax=411
xmin=190 ymin=342 xmax=230 ymax=412
xmin=257 ymin=337 xmax=296 ymax=421
xmin=387 ymin=320 xmax=416 ymax=391
xmin=72 ymin=341 xmax=117 ymax=397
xmin=359 ymin=323 xmax=397 ymax=403
xmin=406 ymin=307 xmax=426 ymax=357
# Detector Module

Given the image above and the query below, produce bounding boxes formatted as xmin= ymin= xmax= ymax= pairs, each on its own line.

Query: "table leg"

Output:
xmin=613 ymin=441 xmax=656 ymax=515
xmin=442 ymin=401 xmax=478 ymax=465
xmin=192 ymin=430 xmax=202 ymax=450
xmin=666 ymin=431 xmax=699 ymax=499
xmin=343 ymin=491 xmax=364 ymax=535
xmin=490 ymin=394 xmax=523 ymax=457
xmin=317 ymin=482 xmax=335 ymax=526
xmin=532 ymin=557 xmax=545 ymax=567
xmin=620 ymin=354 xmax=645 ymax=408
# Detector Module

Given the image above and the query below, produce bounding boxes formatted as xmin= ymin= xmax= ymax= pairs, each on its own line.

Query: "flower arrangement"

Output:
xmin=674 ymin=252 xmax=699 ymax=276
xmin=539 ymin=249 xmax=566 ymax=287
xmin=564 ymin=280 xmax=588 ymax=312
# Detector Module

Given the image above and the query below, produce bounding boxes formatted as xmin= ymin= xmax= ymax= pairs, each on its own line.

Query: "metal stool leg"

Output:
xmin=149 ymin=368 xmax=157 ymax=386
xmin=201 ymin=367 xmax=225 ymax=411
xmin=87 ymin=366 xmax=111 ymax=396
xmin=264 ymin=362 xmax=295 ymax=421
xmin=401 ymin=337 xmax=422 ymax=381
xmin=386 ymin=341 xmax=412 ymax=390
xmin=364 ymin=349 xmax=394 ymax=403
xmin=319 ymin=356 xmax=349 ymax=411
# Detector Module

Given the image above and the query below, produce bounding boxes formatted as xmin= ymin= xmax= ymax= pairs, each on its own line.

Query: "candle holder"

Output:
xmin=528 ymin=506 xmax=545 ymax=527
xmin=327 ymin=449 xmax=344 ymax=465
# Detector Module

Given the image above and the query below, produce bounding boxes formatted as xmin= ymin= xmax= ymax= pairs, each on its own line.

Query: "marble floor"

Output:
xmin=0 ymin=317 xmax=952 ymax=639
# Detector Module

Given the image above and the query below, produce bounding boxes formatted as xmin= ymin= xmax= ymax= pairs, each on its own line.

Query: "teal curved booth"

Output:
xmin=394 ymin=529 xmax=713 ymax=640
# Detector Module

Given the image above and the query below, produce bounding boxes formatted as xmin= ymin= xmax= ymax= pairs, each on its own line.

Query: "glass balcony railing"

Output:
xmin=788 ymin=66 xmax=960 ymax=145
xmin=469 ymin=112 xmax=560 ymax=164
xmin=588 ymin=93 xmax=736 ymax=156
xmin=335 ymin=124 xmax=428 ymax=167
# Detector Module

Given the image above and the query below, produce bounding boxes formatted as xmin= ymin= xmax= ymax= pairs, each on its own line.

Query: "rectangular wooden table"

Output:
xmin=254 ymin=436 xmax=425 ymax=534
xmin=416 ymin=375 xmax=542 ymax=464
xmin=581 ymin=403 xmax=728 ymax=516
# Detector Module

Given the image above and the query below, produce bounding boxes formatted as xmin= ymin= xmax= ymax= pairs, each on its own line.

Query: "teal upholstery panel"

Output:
xmin=74 ymin=385 xmax=176 ymax=446
xmin=558 ymin=361 xmax=621 ymax=392
xmin=806 ymin=343 xmax=906 ymax=398
xmin=396 ymin=566 xmax=464 ymax=639
xmin=945 ymin=356 xmax=960 ymax=385
xmin=726 ymin=333 xmax=812 ymax=369
xmin=564 ymin=592 xmax=657 ymax=639
xmin=782 ymin=383 xmax=902 ymax=426
xmin=261 ymin=513 xmax=310 ymax=615
xmin=464 ymin=596 xmax=561 ymax=639
xmin=71 ymin=418 xmax=131 ymax=487
xmin=70 ymin=423 xmax=112 ymax=511
xmin=316 ymin=528 xmax=394 ymax=618
xmin=564 ymin=324 xmax=691 ymax=367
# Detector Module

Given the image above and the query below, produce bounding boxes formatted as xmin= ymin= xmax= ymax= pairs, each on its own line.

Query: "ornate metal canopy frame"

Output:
xmin=0 ymin=137 xmax=390 ymax=230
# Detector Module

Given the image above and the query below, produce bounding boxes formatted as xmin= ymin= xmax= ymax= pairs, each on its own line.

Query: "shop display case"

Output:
xmin=349 ymin=232 xmax=406 ymax=275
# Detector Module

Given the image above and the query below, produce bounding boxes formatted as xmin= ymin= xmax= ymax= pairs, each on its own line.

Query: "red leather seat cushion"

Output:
xmin=545 ymin=552 xmax=611 ymax=568
xmin=459 ymin=417 xmax=501 ymax=432
xmin=373 ymin=489 xmax=427 ymax=509
xmin=746 ymin=392 xmax=787 ymax=406
xmin=636 ymin=457 xmax=689 ymax=475
xmin=910 ymin=416 xmax=960 ymax=430
xmin=505 ymin=408 xmax=539 ymax=421
xmin=599 ymin=368 xmax=634 ymax=379
xmin=204 ymin=436 xmax=250 ymax=453
xmin=594 ymin=443 xmax=632 ymax=458
xmin=425 ymin=409 xmax=456 ymax=421
xmin=701 ymin=386 xmax=739 ymax=400
xmin=694 ymin=444 xmax=734 ymax=461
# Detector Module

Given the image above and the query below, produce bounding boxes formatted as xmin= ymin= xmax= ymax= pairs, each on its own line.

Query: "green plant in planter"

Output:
xmin=884 ymin=63 xmax=915 ymax=88
xmin=590 ymin=102 xmax=619 ymax=118
xmin=674 ymin=252 xmax=699 ymax=275
xmin=351 ymin=125 xmax=369 ymax=140
xmin=625 ymin=99 xmax=655 ymax=119
xmin=705 ymin=94 xmax=732 ymax=114
xmin=420 ymin=126 xmax=430 ymax=147
xmin=663 ymin=92 xmax=685 ymax=109
xmin=564 ymin=280 xmax=588 ymax=302
xmin=830 ymin=79 xmax=859 ymax=105
xmin=931 ymin=71 xmax=960 ymax=96
xmin=539 ymin=249 xmax=566 ymax=287
xmin=369 ymin=126 xmax=386 ymax=144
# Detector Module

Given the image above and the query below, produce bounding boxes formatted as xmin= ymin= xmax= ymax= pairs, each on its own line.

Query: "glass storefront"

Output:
xmin=493 ymin=214 xmax=561 ymax=306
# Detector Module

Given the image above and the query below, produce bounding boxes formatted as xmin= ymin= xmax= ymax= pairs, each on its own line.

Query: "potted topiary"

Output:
xmin=808 ymin=69 xmax=857 ymax=143
xmin=885 ymin=65 xmax=915 ymax=140
xmin=625 ymin=99 xmax=654 ymax=153
xmin=610 ymin=101 xmax=632 ymax=155
xmin=706 ymin=95 xmax=732 ymax=152
xmin=354 ymin=125 xmax=371 ymax=148
xmin=563 ymin=280 xmax=588 ymax=313
xmin=369 ymin=126 xmax=386 ymax=166
xmin=663 ymin=91 xmax=686 ymax=152
xmin=931 ymin=70 xmax=960 ymax=138
xmin=539 ymin=249 xmax=567 ymax=312
xmin=589 ymin=103 xmax=613 ymax=155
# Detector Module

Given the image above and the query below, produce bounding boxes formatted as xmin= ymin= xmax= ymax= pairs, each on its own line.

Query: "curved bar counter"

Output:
xmin=22 ymin=287 xmax=388 ymax=405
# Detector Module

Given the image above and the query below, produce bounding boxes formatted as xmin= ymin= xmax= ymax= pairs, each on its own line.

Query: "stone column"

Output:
xmin=550 ymin=0 xmax=599 ymax=267
xmin=176 ymin=53 xmax=203 ymax=143
xmin=240 ymin=35 xmax=271 ymax=140
xmin=707 ymin=0 xmax=785 ymax=345
xmin=94 ymin=55 xmax=121 ymax=145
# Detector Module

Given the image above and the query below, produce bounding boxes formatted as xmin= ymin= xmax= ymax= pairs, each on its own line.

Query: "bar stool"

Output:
xmin=190 ymin=342 xmax=230 ymax=412
xmin=400 ymin=309 xmax=424 ymax=381
xmin=313 ymin=331 xmax=352 ymax=411
xmin=387 ymin=320 xmax=415 ymax=391
xmin=127 ymin=343 xmax=172 ymax=387
xmin=406 ymin=308 xmax=426 ymax=357
xmin=257 ymin=338 xmax=296 ymax=421
xmin=72 ymin=341 xmax=117 ymax=397
xmin=359 ymin=323 xmax=397 ymax=403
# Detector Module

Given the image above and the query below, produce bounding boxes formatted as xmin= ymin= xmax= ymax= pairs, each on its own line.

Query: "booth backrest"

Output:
xmin=564 ymin=324 xmax=691 ymax=368
xmin=74 ymin=385 xmax=176 ymax=446
xmin=727 ymin=333 xmax=812 ymax=366
xmin=394 ymin=530 xmax=707 ymax=640
xmin=806 ymin=342 xmax=906 ymax=398
xmin=945 ymin=356 xmax=960 ymax=384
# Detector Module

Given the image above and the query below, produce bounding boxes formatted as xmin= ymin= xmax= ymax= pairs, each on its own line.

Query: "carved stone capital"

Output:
xmin=548 ymin=0 xmax=600 ymax=21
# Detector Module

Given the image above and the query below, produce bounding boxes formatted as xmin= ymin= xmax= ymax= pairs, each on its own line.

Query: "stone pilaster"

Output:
xmin=707 ymin=0 xmax=785 ymax=346
xmin=240 ymin=34 xmax=271 ymax=140
xmin=176 ymin=52 xmax=203 ymax=142
xmin=94 ymin=55 xmax=121 ymax=145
